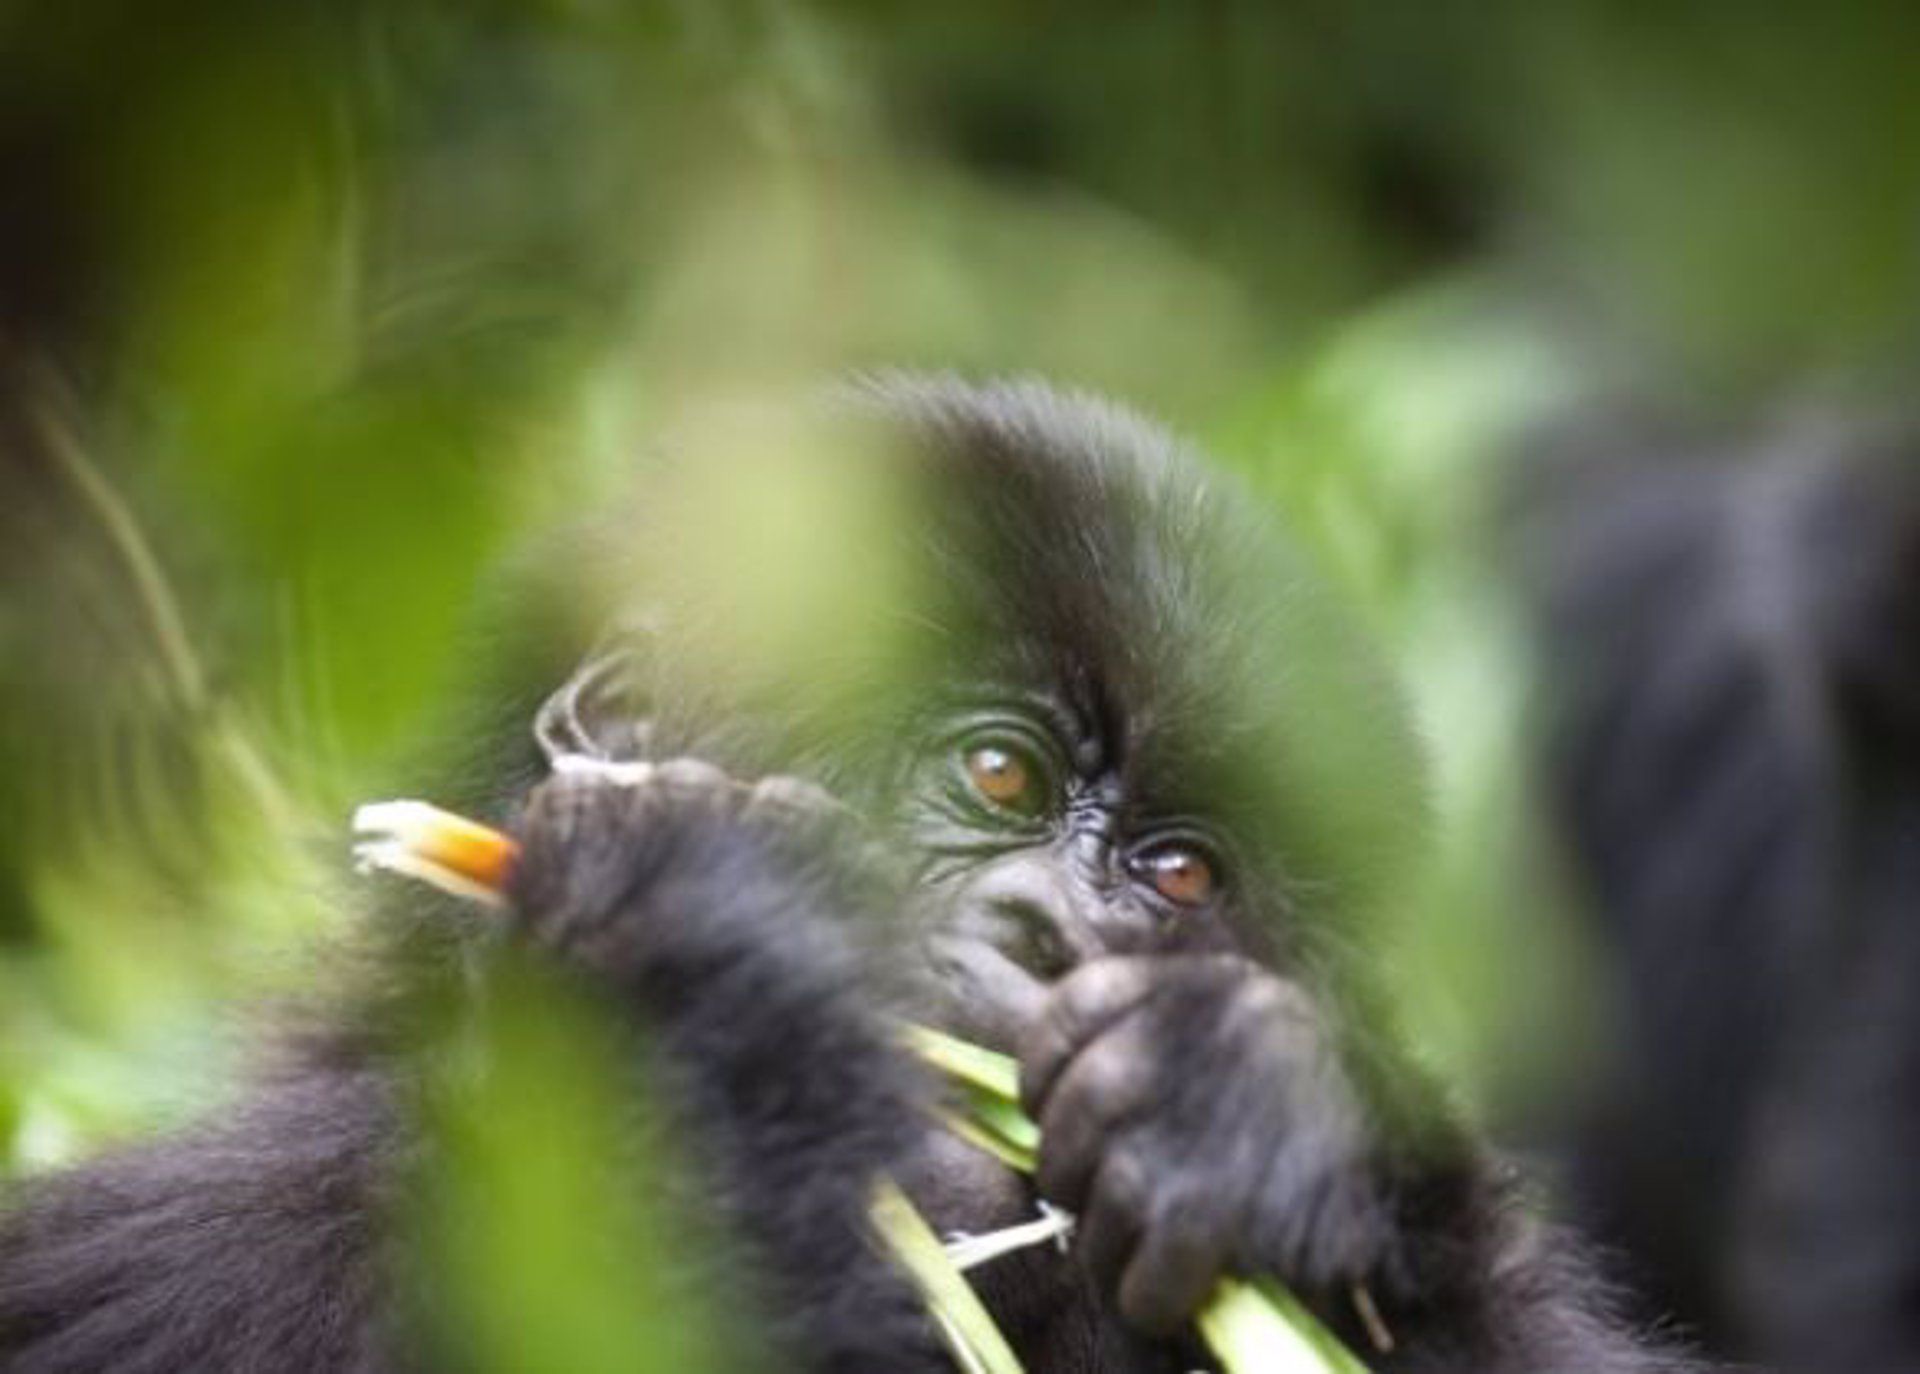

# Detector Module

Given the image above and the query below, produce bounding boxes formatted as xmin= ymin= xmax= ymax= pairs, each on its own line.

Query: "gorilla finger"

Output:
xmin=1075 ymin=1152 xmax=1150 ymax=1297
xmin=653 ymin=756 xmax=739 ymax=808
xmin=927 ymin=936 xmax=1051 ymax=1039
xmin=742 ymin=773 xmax=849 ymax=824
xmin=518 ymin=768 xmax=630 ymax=849
xmin=1019 ymin=958 xmax=1157 ymax=1114
xmin=1035 ymin=1014 xmax=1157 ymax=1209
xmin=1118 ymin=1209 xmax=1226 ymax=1335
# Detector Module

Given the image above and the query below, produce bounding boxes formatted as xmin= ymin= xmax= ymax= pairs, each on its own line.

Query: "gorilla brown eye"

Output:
xmin=963 ymin=743 xmax=1042 ymax=816
xmin=1131 ymin=843 xmax=1218 ymax=908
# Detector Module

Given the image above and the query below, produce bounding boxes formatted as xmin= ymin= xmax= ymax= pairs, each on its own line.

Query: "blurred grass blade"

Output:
xmin=902 ymin=1022 xmax=1024 ymax=1101
xmin=934 ymin=1106 xmax=1038 ymax=1174
xmin=960 ymin=1086 xmax=1041 ymax=1157
xmin=872 ymin=1177 xmax=1027 ymax=1374
xmin=1199 ymin=1279 xmax=1373 ymax=1374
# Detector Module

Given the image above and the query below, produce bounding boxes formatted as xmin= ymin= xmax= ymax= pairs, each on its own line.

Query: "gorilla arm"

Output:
xmin=0 ymin=761 xmax=946 ymax=1374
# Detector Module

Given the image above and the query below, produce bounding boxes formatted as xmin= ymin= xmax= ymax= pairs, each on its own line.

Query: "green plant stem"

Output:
xmin=29 ymin=389 xmax=297 ymax=832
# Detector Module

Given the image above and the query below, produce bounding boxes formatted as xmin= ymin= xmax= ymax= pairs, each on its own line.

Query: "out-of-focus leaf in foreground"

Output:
xmin=404 ymin=956 xmax=756 ymax=1374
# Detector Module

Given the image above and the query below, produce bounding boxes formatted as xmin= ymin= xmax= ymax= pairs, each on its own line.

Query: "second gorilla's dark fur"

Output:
xmin=1 ymin=378 xmax=1698 ymax=1372
xmin=1531 ymin=413 xmax=1920 ymax=1371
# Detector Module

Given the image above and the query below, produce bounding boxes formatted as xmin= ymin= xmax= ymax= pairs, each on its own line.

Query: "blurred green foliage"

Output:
xmin=406 ymin=957 xmax=761 ymax=1374
xmin=4 ymin=0 xmax=1919 ymax=1363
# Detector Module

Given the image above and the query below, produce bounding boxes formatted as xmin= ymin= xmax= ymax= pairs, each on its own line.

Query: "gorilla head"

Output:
xmin=529 ymin=376 xmax=1425 ymax=1042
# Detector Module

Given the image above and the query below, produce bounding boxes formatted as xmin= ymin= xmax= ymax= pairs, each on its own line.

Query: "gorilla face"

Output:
xmin=896 ymin=684 xmax=1252 ymax=1051
xmin=552 ymin=376 xmax=1415 ymax=1054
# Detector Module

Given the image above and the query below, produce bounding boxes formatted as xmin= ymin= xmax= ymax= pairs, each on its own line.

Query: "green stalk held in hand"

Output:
xmin=898 ymin=1024 xmax=1372 ymax=1374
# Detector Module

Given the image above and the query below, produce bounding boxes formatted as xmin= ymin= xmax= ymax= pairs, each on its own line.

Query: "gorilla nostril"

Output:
xmin=991 ymin=899 xmax=1074 ymax=980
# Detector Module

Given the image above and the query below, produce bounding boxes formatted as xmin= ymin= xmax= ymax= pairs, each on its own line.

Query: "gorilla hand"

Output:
xmin=1019 ymin=956 xmax=1398 ymax=1335
xmin=505 ymin=756 xmax=885 ymax=978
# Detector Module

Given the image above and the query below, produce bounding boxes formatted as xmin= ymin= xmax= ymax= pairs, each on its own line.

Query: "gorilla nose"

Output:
xmin=964 ymin=859 xmax=1098 ymax=981
xmin=991 ymin=897 xmax=1074 ymax=980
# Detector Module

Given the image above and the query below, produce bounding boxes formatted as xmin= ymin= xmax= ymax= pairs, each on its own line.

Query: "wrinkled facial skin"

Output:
xmin=895 ymin=692 xmax=1248 ymax=1051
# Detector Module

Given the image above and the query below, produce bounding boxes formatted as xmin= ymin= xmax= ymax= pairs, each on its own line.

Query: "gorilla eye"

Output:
xmin=962 ymin=741 xmax=1046 ymax=818
xmin=1129 ymin=842 xmax=1219 ymax=909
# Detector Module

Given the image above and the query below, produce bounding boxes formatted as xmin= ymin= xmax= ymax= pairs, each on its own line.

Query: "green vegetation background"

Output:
xmin=3 ymin=4 xmax=1918 ymax=1367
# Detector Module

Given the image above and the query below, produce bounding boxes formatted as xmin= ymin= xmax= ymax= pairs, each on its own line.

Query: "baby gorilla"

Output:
xmin=0 ymin=377 xmax=1695 ymax=1373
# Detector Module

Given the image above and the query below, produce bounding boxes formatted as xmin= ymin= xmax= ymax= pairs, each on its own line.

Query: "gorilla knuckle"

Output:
xmin=1095 ymin=1146 xmax=1156 ymax=1221
xmin=1224 ymin=966 xmax=1315 ymax=1033
xmin=1056 ymin=958 xmax=1153 ymax=1028
xmin=652 ymin=756 xmax=741 ymax=804
xmin=1067 ymin=1038 xmax=1152 ymax=1116
xmin=742 ymin=773 xmax=848 ymax=823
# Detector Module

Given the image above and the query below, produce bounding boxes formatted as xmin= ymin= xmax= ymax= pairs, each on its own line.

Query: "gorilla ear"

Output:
xmin=533 ymin=619 xmax=657 ymax=765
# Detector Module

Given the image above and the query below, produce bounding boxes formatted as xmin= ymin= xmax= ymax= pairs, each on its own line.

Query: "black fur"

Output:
xmin=2 ymin=377 xmax=1698 ymax=1372
xmin=1529 ymin=411 xmax=1920 ymax=1371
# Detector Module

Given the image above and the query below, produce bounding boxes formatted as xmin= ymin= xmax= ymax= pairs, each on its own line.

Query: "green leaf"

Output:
xmin=901 ymin=1022 xmax=1024 ymax=1102
xmin=1199 ymin=1280 xmax=1374 ymax=1374
xmin=871 ymin=1177 xmax=1028 ymax=1374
